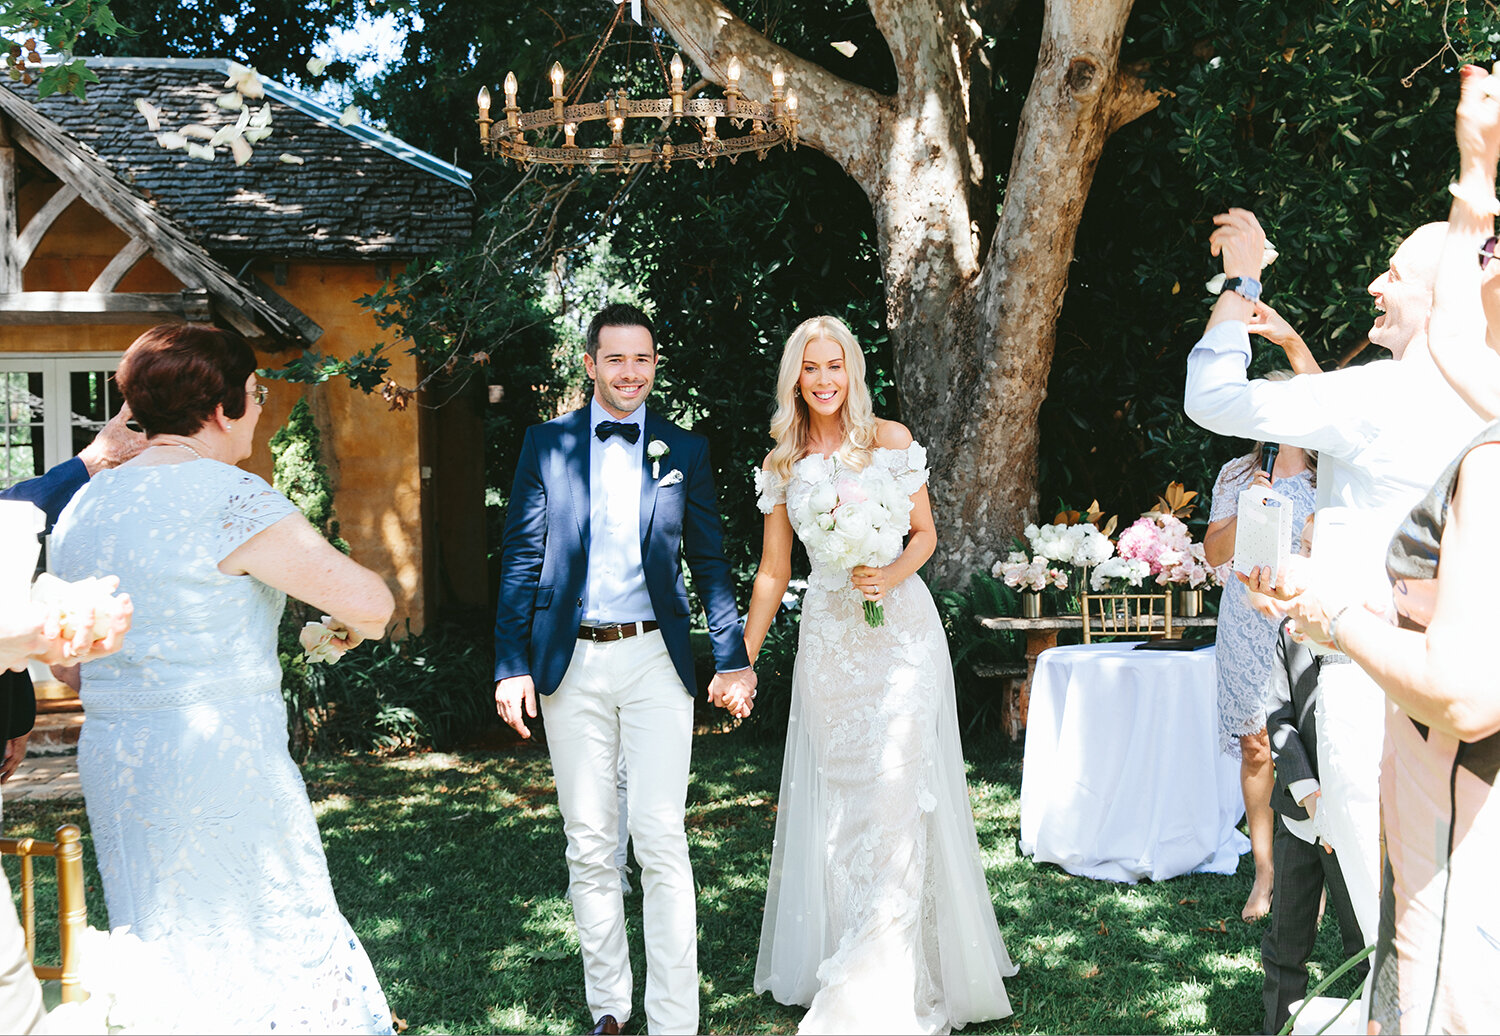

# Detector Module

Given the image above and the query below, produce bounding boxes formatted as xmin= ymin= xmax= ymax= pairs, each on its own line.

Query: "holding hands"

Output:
xmin=709 ymin=667 xmax=757 ymax=720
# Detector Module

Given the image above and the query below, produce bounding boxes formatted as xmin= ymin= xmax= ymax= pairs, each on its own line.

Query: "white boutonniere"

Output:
xmin=658 ymin=468 xmax=684 ymax=488
xmin=647 ymin=439 xmax=670 ymax=479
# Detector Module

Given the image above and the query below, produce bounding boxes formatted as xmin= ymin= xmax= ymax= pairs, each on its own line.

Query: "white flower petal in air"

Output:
xmin=278 ymin=153 xmax=305 ymax=165
xmin=156 ymin=132 xmax=187 ymax=150
xmin=225 ymin=62 xmax=265 ymax=99
xmin=339 ymin=105 xmax=360 ymax=127
xmin=244 ymin=127 xmax=273 ymax=144
xmin=229 ymin=137 xmax=253 ymax=166
xmin=179 ymin=123 xmax=216 ymax=140
xmin=133 ymin=97 xmax=161 ymax=131
xmin=1262 ymin=241 xmax=1279 ymax=267
xmin=1205 ymin=273 xmax=1227 ymax=295
xmin=216 ymin=91 xmax=244 ymax=110
xmin=831 ymin=40 xmax=858 ymax=58
xmin=234 ymin=106 xmax=252 ymax=133
xmin=208 ymin=123 xmax=242 ymax=147
xmin=306 ymin=56 xmax=329 ymax=76
xmin=185 ymin=142 xmax=217 ymax=162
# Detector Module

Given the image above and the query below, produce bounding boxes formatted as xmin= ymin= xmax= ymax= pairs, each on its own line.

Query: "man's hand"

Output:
xmin=1 ymin=733 xmax=29 ymax=783
xmin=495 ymin=674 xmax=538 ymax=738
xmin=76 ymin=404 xmax=147 ymax=476
xmin=1209 ymin=208 xmax=1268 ymax=280
xmin=1298 ymin=788 xmax=1320 ymax=821
xmin=708 ymin=668 xmax=757 ymax=720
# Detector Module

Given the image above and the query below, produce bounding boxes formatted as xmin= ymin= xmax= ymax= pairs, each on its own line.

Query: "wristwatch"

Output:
xmin=1220 ymin=276 xmax=1262 ymax=303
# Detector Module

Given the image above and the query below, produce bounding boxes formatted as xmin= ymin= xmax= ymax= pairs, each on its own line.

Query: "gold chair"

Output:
xmin=1 ymin=823 xmax=86 ymax=1003
xmin=1080 ymin=591 xmax=1174 ymax=643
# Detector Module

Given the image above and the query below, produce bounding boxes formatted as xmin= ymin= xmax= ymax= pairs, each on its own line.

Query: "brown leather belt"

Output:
xmin=577 ymin=621 xmax=659 ymax=643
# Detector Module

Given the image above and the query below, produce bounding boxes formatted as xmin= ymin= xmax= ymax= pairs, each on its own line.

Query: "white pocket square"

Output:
xmin=658 ymin=468 xmax=684 ymax=487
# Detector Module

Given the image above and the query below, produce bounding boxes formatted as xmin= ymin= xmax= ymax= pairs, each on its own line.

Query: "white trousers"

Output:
xmin=1312 ymin=663 xmax=1384 ymax=946
xmin=541 ymin=630 xmax=697 ymax=1035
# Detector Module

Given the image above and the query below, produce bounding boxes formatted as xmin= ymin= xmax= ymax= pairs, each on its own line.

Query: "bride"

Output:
xmin=745 ymin=315 xmax=1016 ymax=1034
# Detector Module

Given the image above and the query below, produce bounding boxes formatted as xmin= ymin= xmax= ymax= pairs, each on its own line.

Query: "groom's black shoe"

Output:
xmin=590 ymin=1014 xmax=621 ymax=1035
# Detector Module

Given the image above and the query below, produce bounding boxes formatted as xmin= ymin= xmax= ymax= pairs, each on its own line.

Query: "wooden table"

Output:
xmin=977 ymin=614 xmax=1218 ymax=740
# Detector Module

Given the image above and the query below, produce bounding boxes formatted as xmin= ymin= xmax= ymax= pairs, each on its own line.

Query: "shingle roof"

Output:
xmin=2 ymin=57 xmax=474 ymax=261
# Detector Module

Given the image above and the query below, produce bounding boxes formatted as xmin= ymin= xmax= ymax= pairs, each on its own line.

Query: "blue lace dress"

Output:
xmin=1208 ymin=458 xmax=1316 ymax=757
xmin=51 ymin=460 xmax=393 ymax=1034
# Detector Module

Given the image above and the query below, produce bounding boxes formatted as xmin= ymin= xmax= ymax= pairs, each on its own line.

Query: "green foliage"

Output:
xmin=2 ymin=0 xmax=126 ymax=98
xmin=277 ymin=618 xmax=496 ymax=758
xmin=269 ymin=396 xmax=349 ymax=554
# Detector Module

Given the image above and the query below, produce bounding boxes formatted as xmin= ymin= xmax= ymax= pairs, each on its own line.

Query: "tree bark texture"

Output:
xmin=648 ymin=0 xmax=1159 ymax=586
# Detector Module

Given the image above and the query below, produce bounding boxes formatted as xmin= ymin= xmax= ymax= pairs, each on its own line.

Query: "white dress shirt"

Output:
xmin=1185 ymin=320 xmax=1484 ymax=601
xmin=583 ymin=399 xmax=655 ymax=625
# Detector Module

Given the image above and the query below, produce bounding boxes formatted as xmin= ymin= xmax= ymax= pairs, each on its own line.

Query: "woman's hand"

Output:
xmin=851 ymin=565 xmax=896 ymax=602
xmin=1247 ymin=302 xmax=1300 ymax=350
xmin=1284 ymin=592 xmax=1338 ymax=650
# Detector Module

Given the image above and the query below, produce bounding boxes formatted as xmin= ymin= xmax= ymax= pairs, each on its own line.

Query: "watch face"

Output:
xmin=1226 ymin=277 xmax=1261 ymax=302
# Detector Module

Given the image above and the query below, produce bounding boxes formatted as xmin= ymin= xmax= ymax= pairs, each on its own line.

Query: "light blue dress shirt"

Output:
xmin=582 ymin=398 xmax=656 ymax=624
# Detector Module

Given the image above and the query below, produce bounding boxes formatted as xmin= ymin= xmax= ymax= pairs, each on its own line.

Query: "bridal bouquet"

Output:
xmin=789 ymin=456 xmax=911 ymax=627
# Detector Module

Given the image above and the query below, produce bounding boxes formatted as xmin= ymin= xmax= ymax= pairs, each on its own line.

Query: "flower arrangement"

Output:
xmin=788 ymin=454 xmax=912 ymax=627
xmin=992 ymin=552 xmax=1070 ymax=592
xmin=1095 ymin=513 xmax=1218 ymax=590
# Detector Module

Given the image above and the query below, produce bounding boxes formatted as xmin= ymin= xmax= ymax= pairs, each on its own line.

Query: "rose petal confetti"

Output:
xmin=156 ymin=132 xmax=187 ymax=150
xmin=831 ymin=40 xmax=858 ymax=58
xmin=229 ymin=136 xmax=253 ymax=166
xmin=185 ymin=142 xmax=217 ymax=161
xmin=278 ymin=153 xmax=305 ymax=165
xmin=306 ymin=56 xmax=329 ymax=76
xmin=339 ymin=105 xmax=360 ymax=127
xmin=215 ymin=91 xmax=244 ymax=110
xmin=133 ymin=97 xmax=161 ymax=131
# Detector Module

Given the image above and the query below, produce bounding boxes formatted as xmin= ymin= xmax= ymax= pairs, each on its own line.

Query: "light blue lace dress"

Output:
xmin=51 ymin=460 xmax=393 ymax=1034
xmin=1208 ymin=458 xmax=1316 ymax=757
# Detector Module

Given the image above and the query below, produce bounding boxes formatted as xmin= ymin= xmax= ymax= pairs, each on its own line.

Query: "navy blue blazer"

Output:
xmin=492 ymin=406 xmax=750 ymax=697
xmin=0 ymin=456 xmax=88 ymax=533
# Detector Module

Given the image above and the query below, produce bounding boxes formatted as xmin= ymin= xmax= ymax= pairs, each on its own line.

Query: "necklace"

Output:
xmin=153 ymin=440 xmax=203 ymax=460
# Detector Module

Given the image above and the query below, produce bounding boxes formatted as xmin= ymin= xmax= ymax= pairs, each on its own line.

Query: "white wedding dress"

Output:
xmin=753 ymin=444 xmax=1016 ymax=1034
xmin=51 ymin=460 xmax=393 ymax=1034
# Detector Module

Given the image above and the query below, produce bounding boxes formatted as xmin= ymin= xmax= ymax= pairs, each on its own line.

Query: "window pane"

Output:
xmin=0 ymin=370 xmax=45 ymax=488
xmin=69 ymin=369 xmax=119 ymax=458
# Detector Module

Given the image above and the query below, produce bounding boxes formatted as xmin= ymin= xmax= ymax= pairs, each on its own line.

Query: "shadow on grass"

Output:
xmin=4 ymin=731 xmax=1363 ymax=1034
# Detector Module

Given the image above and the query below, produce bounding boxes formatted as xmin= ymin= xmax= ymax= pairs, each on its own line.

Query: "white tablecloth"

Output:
xmin=1018 ymin=642 xmax=1249 ymax=883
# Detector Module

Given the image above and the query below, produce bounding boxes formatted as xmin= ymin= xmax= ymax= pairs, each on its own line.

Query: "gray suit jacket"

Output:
xmin=1264 ymin=628 xmax=1324 ymax=822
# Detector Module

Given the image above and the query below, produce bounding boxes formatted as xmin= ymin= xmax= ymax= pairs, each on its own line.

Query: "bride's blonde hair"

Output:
xmin=764 ymin=315 xmax=879 ymax=487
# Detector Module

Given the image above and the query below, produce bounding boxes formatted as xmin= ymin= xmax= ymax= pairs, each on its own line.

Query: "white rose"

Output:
xmin=808 ymin=482 xmax=838 ymax=515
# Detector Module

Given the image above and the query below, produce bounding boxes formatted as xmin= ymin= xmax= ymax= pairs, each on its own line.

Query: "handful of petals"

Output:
xmin=299 ymin=616 xmax=356 ymax=664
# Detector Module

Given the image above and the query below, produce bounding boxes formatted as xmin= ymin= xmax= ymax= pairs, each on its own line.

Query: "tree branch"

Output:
xmin=1107 ymin=61 xmax=1165 ymax=135
xmin=645 ymin=0 xmax=886 ymax=179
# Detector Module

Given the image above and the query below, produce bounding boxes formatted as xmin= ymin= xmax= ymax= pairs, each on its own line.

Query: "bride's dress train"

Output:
xmin=754 ymin=445 xmax=1016 ymax=1034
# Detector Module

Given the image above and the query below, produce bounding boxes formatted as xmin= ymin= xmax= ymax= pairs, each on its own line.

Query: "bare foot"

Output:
xmin=1242 ymin=871 xmax=1274 ymax=923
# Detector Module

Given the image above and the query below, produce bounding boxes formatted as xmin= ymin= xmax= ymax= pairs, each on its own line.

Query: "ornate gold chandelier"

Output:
xmin=475 ymin=10 xmax=799 ymax=172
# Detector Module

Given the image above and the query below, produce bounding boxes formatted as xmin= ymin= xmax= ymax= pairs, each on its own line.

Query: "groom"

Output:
xmin=493 ymin=302 xmax=756 ymax=1035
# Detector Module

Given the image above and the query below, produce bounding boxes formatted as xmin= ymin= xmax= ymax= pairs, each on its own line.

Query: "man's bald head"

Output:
xmin=1368 ymin=221 xmax=1449 ymax=360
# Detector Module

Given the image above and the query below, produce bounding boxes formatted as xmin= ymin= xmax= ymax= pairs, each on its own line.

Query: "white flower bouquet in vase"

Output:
xmin=789 ymin=456 xmax=911 ymax=628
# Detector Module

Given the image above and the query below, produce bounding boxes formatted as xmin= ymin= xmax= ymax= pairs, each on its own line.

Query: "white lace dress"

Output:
xmin=51 ymin=460 xmax=393 ymax=1035
xmin=753 ymin=444 xmax=1016 ymax=1035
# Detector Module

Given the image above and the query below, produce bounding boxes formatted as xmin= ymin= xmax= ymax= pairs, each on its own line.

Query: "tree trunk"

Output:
xmin=648 ymin=0 xmax=1158 ymax=587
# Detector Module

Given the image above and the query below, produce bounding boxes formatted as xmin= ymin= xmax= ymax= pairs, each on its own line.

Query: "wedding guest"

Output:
xmin=50 ymin=323 xmax=397 ymax=1033
xmin=1183 ymin=206 xmax=1484 ymax=948
xmin=1261 ymin=627 xmax=1368 ymax=1034
xmin=746 ymin=315 xmax=1015 ymax=1032
xmin=1275 ymin=65 xmax=1500 ymax=1033
xmin=1202 ymin=374 xmax=1316 ymax=923
xmin=0 ymin=405 xmax=146 ymax=532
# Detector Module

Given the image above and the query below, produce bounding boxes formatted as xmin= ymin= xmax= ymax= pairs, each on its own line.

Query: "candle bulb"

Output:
xmin=550 ymin=62 xmax=565 ymax=96
xmin=771 ymin=64 xmax=785 ymax=92
xmin=564 ymin=122 xmax=576 ymax=146
xmin=704 ymin=114 xmax=717 ymax=142
xmin=670 ymin=53 xmax=684 ymax=90
xmin=504 ymin=71 xmax=517 ymax=104
xmin=477 ymin=85 xmax=491 ymax=113
xmin=611 ymin=115 xmax=624 ymax=146
xmin=725 ymin=56 xmax=742 ymax=117
xmin=786 ymin=92 xmax=798 ymax=115
xmin=728 ymin=57 xmax=741 ymax=85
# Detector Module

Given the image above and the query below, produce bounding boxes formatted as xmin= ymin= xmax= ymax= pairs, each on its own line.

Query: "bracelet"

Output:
xmin=1448 ymin=180 xmax=1500 ymax=216
xmin=1328 ymin=604 xmax=1353 ymax=654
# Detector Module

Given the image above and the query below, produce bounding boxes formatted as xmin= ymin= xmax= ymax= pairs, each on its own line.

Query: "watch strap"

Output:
xmin=1222 ymin=276 xmax=1262 ymax=303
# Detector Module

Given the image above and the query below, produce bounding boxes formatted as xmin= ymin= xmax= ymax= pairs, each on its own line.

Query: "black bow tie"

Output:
xmin=595 ymin=420 xmax=640 ymax=444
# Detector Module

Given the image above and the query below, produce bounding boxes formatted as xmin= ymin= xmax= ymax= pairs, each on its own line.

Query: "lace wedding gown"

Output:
xmin=51 ymin=460 xmax=393 ymax=1034
xmin=753 ymin=444 xmax=1016 ymax=1035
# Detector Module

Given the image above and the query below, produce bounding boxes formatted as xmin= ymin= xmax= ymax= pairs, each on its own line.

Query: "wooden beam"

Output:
xmin=87 ymin=237 xmax=151 ymax=293
xmin=14 ymin=184 xmax=78 ymax=269
xmin=0 ymin=144 xmax=18 ymax=292
xmin=0 ymin=290 xmax=211 ymax=324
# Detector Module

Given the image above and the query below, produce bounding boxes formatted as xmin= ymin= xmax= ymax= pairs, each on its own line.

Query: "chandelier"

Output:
xmin=475 ymin=12 xmax=799 ymax=171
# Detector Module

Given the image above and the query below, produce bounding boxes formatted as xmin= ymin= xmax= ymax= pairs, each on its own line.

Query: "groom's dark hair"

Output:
xmin=586 ymin=303 xmax=657 ymax=359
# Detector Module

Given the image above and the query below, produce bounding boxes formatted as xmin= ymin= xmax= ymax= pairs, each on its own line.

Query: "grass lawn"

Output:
xmin=4 ymin=730 xmax=1363 ymax=1034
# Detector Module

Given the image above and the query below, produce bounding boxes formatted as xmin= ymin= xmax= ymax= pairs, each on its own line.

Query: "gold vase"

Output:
xmin=1020 ymin=590 xmax=1043 ymax=619
xmin=1176 ymin=586 xmax=1203 ymax=618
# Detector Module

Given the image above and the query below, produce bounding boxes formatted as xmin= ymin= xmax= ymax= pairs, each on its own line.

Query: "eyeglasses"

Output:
xmin=1480 ymin=235 xmax=1498 ymax=271
xmin=249 ymin=384 xmax=268 ymax=406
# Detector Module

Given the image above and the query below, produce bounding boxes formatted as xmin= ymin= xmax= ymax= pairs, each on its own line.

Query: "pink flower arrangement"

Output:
xmin=1116 ymin=517 xmax=1166 ymax=573
xmin=1112 ymin=514 xmax=1217 ymax=588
